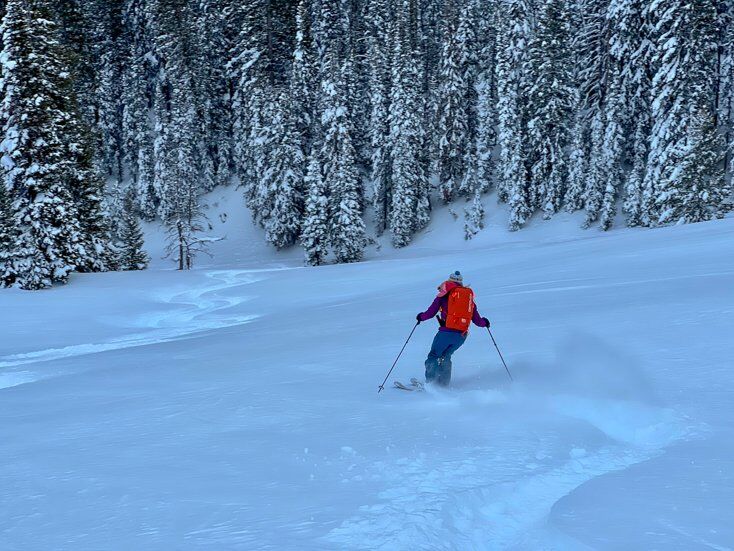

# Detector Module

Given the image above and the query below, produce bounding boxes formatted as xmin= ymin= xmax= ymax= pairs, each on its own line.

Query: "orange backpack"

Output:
xmin=445 ymin=286 xmax=475 ymax=333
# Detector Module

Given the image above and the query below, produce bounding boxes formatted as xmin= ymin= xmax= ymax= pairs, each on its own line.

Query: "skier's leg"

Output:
xmin=437 ymin=333 xmax=467 ymax=387
xmin=425 ymin=332 xmax=449 ymax=383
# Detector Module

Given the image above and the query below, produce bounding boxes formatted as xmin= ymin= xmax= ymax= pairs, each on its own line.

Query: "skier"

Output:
xmin=416 ymin=271 xmax=489 ymax=386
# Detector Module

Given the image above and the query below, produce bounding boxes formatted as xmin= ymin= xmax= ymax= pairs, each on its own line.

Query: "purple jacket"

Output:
xmin=418 ymin=293 xmax=488 ymax=332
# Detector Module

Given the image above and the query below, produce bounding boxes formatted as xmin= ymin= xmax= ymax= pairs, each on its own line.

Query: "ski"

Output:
xmin=393 ymin=379 xmax=425 ymax=392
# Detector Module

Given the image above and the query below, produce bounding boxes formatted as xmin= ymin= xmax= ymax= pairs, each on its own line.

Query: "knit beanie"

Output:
xmin=448 ymin=271 xmax=463 ymax=284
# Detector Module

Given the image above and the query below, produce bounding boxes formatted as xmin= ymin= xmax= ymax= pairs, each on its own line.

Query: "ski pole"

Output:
xmin=486 ymin=326 xmax=513 ymax=382
xmin=378 ymin=321 xmax=419 ymax=393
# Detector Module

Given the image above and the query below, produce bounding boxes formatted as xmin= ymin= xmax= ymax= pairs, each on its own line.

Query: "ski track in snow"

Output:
xmin=0 ymin=270 xmax=262 ymax=386
xmin=324 ymin=388 xmax=690 ymax=550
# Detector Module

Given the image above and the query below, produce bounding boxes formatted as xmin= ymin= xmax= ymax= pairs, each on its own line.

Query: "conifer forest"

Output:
xmin=1 ymin=0 xmax=732 ymax=290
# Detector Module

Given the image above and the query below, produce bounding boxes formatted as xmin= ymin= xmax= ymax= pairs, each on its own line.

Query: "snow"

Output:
xmin=1 ymin=195 xmax=733 ymax=549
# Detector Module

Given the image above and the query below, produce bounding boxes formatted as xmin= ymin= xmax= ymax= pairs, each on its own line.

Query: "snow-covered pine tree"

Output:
xmin=54 ymin=0 xmax=98 ymax=129
xmin=623 ymin=104 xmax=651 ymax=226
xmin=418 ymin=0 xmax=444 ymax=182
xmin=150 ymin=0 xmax=209 ymax=270
xmin=462 ymin=146 xmax=484 ymax=240
xmin=607 ymin=0 xmax=652 ymax=227
xmin=121 ymin=0 xmax=157 ymax=219
xmin=643 ymin=0 xmax=722 ymax=227
xmin=341 ymin=0 xmax=371 ymax=169
xmin=117 ymin=188 xmax=149 ymax=270
xmin=658 ymin=110 xmax=728 ymax=224
xmin=229 ymin=0 xmax=267 ymax=192
xmin=388 ymin=0 xmax=430 ymax=248
xmin=474 ymin=0 xmax=498 ymax=194
xmin=495 ymin=0 xmax=532 ymax=228
xmin=69 ymin=118 xmax=116 ymax=273
xmin=598 ymin=73 xmax=625 ymax=230
xmin=321 ymin=62 xmax=366 ymax=262
xmin=566 ymin=0 xmax=611 ymax=216
xmin=464 ymin=189 xmax=486 ymax=240
xmin=0 ymin=0 xmax=110 ymax=289
xmin=196 ymin=0 xmax=233 ymax=191
xmin=301 ymin=150 xmax=329 ymax=266
xmin=160 ymin=118 xmax=209 ymax=271
xmin=0 ymin=180 xmax=14 ymax=286
xmin=317 ymin=0 xmax=366 ymax=263
xmin=462 ymin=0 xmax=493 ymax=239
xmin=291 ymin=0 xmax=315 ymax=157
xmin=565 ymin=107 xmax=589 ymax=213
xmin=228 ymin=0 xmax=296 ymax=192
xmin=574 ymin=0 xmax=610 ymax=121
xmin=582 ymin=110 xmax=605 ymax=227
xmin=719 ymin=1 xmax=734 ymax=176
xmin=435 ymin=18 xmax=469 ymax=203
xmin=367 ymin=0 xmax=392 ymax=234
xmin=247 ymin=97 xmax=278 ymax=226
xmin=90 ymin=0 xmax=126 ymax=184
xmin=525 ymin=0 xmax=575 ymax=219
xmin=264 ymin=92 xmax=305 ymax=249
xmin=456 ymin=0 xmax=479 ymax=197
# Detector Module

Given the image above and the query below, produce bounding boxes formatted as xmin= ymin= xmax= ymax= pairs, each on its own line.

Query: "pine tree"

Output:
xmin=317 ymin=1 xmax=366 ymax=263
xmin=264 ymin=92 xmax=304 ymax=249
xmin=462 ymin=147 xmax=485 ymax=240
xmin=474 ymin=0 xmax=498 ymax=195
xmin=525 ymin=0 xmax=575 ymax=219
xmin=495 ymin=0 xmax=531 ymax=228
xmin=388 ymin=2 xmax=430 ymax=248
xmin=229 ymin=0 xmax=267 ymax=191
xmin=196 ymin=0 xmax=233 ymax=191
xmin=623 ymin=106 xmax=650 ymax=226
xmin=71 ymin=123 xmax=115 ymax=273
xmin=464 ymin=189 xmax=485 ymax=240
xmin=657 ymin=110 xmax=728 ymax=224
xmin=322 ymin=62 xmax=366 ymax=263
xmin=582 ymin=110 xmax=605 ymax=227
xmin=87 ymin=0 xmax=126 ymax=184
xmin=150 ymin=0 xmax=209 ymax=269
xmin=367 ymin=0 xmax=392 ymax=234
xmin=117 ymin=188 xmax=149 ymax=270
xmin=567 ymin=0 xmax=612 ymax=218
xmin=435 ymin=20 xmax=469 ymax=203
xmin=598 ymin=75 xmax=625 ymax=230
xmin=301 ymin=151 xmax=329 ymax=266
xmin=121 ymin=0 xmax=157 ymax=219
xmin=565 ymin=107 xmax=589 ymax=212
xmin=248 ymin=97 xmax=279 ymax=227
xmin=0 ymin=180 xmax=15 ymax=286
xmin=291 ymin=0 xmax=315 ymax=155
xmin=644 ymin=0 xmax=722 ymax=226
xmin=607 ymin=0 xmax=652 ymax=227
xmin=342 ymin=0 xmax=371 ymax=168
xmin=455 ymin=0 xmax=479 ymax=197
xmin=0 ymin=0 xmax=110 ymax=289
xmin=719 ymin=0 xmax=734 ymax=176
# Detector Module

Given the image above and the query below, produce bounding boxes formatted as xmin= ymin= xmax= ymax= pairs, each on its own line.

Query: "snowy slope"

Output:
xmin=1 ymin=204 xmax=733 ymax=550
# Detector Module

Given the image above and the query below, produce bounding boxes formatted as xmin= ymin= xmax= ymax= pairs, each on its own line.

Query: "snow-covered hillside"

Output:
xmin=2 ymin=206 xmax=733 ymax=549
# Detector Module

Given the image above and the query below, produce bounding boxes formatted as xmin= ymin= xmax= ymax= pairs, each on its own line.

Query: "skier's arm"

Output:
xmin=472 ymin=305 xmax=489 ymax=328
xmin=416 ymin=297 xmax=441 ymax=322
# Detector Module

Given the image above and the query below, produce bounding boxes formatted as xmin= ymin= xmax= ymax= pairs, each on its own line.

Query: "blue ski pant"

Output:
xmin=425 ymin=330 xmax=466 ymax=386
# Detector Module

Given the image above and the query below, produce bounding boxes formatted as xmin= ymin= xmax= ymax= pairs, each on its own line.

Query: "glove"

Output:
xmin=416 ymin=314 xmax=423 ymax=323
xmin=482 ymin=317 xmax=490 ymax=327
